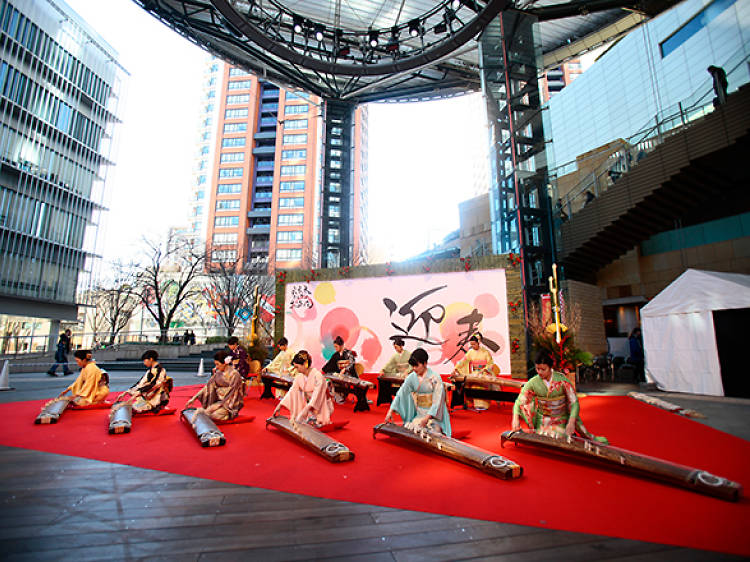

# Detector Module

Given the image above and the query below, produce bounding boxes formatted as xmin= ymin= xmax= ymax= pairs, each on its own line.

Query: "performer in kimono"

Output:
xmin=512 ymin=350 xmax=608 ymax=443
xmin=58 ymin=350 xmax=109 ymax=406
xmin=185 ymin=350 xmax=245 ymax=421
xmin=384 ymin=348 xmax=451 ymax=437
xmin=380 ymin=338 xmax=410 ymax=375
xmin=263 ymin=337 xmax=294 ymax=376
xmin=116 ymin=350 xmax=171 ymax=413
xmin=273 ymin=350 xmax=334 ymax=427
xmin=322 ymin=335 xmax=358 ymax=403
xmin=227 ymin=336 xmax=250 ymax=380
xmin=451 ymin=334 xmax=495 ymax=409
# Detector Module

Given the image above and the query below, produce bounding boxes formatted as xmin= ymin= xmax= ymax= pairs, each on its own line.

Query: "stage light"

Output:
xmin=451 ymin=0 xmax=460 ymax=9
xmin=408 ymin=19 xmax=421 ymax=37
xmin=292 ymin=14 xmax=303 ymax=34
xmin=368 ymin=30 xmax=379 ymax=48
xmin=314 ymin=24 xmax=325 ymax=42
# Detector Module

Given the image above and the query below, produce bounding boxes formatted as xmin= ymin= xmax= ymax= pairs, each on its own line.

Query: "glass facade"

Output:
xmin=0 ymin=0 xmax=125 ymax=320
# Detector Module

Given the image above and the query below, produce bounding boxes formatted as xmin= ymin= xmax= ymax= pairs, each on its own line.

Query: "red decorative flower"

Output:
xmin=423 ymin=265 xmax=431 ymax=273
xmin=276 ymin=271 xmax=287 ymax=283
xmin=385 ymin=262 xmax=395 ymax=276
xmin=460 ymin=256 xmax=472 ymax=272
xmin=508 ymin=252 xmax=522 ymax=267
xmin=339 ymin=266 xmax=351 ymax=277
xmin=510 ymin=338 xmax=521 ymax=354
xmin=508 ymin=298 xmax=523 ymax=314
xmin=304 ymin=269 xmax=319 ymax=283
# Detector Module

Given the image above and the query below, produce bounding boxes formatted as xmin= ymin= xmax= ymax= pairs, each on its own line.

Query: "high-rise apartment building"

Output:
xmin=0 ymin=0 xmax=125 ymax=352
xmin=540 ymin=59 xmax=583 ymax=102
xmin=205 ymin=65 xmax=368 ymax=271
xmin=186 ymin=55 xmax=221 ymax=244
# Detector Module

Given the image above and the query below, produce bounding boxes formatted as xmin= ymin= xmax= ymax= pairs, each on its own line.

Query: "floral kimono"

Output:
xmin=194 ymin=366 xmax=245 ymax=421
xmin=514 ymin=371 xmax=607 ymax=443
xmin=129 ymin=363 xmax=170 ymax=413
xmin=391 ymin=368 xmax=451 ymax=437
xmin=454 ymin=347 xmax=494 ymax=375
xmin=380 ymin=349 xmax=411 ymax=376
xmin=277 ymin=368 xmax=334 ymax=426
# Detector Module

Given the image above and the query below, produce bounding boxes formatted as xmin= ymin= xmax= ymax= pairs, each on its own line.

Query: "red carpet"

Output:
xmin=1 ymin=385 xmax=749 ymax=556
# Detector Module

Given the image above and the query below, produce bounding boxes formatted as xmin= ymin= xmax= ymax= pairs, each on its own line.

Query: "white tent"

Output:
xmin=641 ymin=269 xmax=750 ymax=396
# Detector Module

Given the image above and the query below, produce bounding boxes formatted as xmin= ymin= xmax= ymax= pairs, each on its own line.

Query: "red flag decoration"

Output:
xmin=260 ymin=294 xmax=275 ymax=323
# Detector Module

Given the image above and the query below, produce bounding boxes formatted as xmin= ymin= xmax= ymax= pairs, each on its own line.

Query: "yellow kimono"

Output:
xmin=266 ymin=349 xmax=294 ymax=375
xmin=454 ymin=347 xmax=494 ymax=375
xmin=66 ymin=363 xmax=109 ymax=405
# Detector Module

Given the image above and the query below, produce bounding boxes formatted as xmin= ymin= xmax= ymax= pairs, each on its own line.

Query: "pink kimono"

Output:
xmin=278 ymin=368 xmax=334 ymax=426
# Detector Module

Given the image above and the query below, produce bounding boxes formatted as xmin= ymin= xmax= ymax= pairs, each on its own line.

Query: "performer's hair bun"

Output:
xmin=141 ymin=350 xmax=159 ymax=361
xmin=292 ymin=350 xmax=311 ymax=367
xmin=333 ymin=336 xmax=344 ymax=346
xmin=214 ymin=350 xmax=231 ymax=364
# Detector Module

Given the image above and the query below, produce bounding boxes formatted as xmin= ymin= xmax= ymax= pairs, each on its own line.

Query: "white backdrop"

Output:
xmin=284 ymin=269 xmax=511 ymax=374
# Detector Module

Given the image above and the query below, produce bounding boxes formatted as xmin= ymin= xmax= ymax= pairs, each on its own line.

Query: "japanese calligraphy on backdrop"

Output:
xmin=284 ymin=269 xmax=511 ymax=374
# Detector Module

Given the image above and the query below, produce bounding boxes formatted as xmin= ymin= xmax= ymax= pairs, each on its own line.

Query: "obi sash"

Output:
xmin=469 ymin=361 xmax=487 ymax=373
xmin=412 ymin=392 xmax=433 ymax=409
xmin=536 ymin=394 xmax=568 ymax=417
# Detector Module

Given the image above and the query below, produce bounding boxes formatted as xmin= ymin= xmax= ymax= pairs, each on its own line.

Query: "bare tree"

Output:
xmin=203 ymin=253 xmax=273 ymax=338
xmin=135 ymin=233 xmax=206 ymax=344
xmin=97 ymin=263 xmax=139 ymax=345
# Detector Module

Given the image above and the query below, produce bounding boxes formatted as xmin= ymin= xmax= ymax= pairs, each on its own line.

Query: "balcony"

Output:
xmin=252 ymin=146 xmax=276 ymax=156
xmin=247 ymin=225 xmax=271 ymax=235
xmin=248 ymin=209 xmax=271 ymax=219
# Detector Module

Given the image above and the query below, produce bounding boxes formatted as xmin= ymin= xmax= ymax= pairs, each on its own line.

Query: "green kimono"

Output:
xmin=514 ymin=371 xmax=607 ymax=443
xmin=390 ymin=369 xmax=451 ymax=437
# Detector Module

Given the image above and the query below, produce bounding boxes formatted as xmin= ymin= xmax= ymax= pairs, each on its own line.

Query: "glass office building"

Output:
xmin=546 ymin=0 xmax=749 ymax=172
xmin=0 ymin=0 xmax=126 ymax=352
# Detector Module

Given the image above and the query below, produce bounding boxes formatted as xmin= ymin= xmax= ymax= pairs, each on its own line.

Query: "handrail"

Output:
xmin=550 ymin=46 xmax=750 ymax=222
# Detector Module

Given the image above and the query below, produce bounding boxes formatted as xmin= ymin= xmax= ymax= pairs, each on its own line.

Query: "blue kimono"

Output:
xmin=390 ymin=368 xmax=451 ymax=437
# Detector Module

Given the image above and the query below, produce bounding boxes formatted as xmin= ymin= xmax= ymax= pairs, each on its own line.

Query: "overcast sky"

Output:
xmin=64 ymin=0 xmax=489 ymax=265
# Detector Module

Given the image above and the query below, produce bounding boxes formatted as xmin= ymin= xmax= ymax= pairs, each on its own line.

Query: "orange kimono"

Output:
xmin=66 ymin=363 xmax=109 ymax=406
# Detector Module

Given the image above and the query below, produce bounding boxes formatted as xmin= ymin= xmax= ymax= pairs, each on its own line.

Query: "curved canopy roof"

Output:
xmin=135 ymin=0 xmax=676 ymax=102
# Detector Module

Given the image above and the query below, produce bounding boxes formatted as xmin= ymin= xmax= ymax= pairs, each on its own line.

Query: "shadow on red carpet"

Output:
xmin=0 ymin=384 xmax=748 ymax=556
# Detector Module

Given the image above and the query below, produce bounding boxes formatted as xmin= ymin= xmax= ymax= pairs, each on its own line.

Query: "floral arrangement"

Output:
xmin=527 ymin=301 xmax=592 ymax=376
xmin=385 ymin=262 xmax=394 ymax=276
xmin=508 ymin=252 xmax=522 ymax=267
xmin=460 ymin=256 xmax=472 ymax=272
xmin=339 ymin=266 xmax=351 ymax=277
xmin=510 ymin=338 xmax=521 ymax=354
xmin=304 ymin=269 xmax=319 ymax=283
xmin=275 ymin=271 xmax=287 ymax=284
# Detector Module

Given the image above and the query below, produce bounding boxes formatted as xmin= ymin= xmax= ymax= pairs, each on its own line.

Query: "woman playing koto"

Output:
xmin=115 ymin=350 xmax=171 ymax=413
xmin=184 ymin=350 xmax=245 ymax=421
xmin=384 ymin=348 xmax=451 ymax=437
xmin=272 ymin=350 xmax=334 ymax=427
xmin=57 ymin=349 xmax=110 ymax=406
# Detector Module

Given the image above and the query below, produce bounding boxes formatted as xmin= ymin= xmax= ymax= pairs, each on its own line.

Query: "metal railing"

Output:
xmin=550 ymin=47 xmax=750 ymax=223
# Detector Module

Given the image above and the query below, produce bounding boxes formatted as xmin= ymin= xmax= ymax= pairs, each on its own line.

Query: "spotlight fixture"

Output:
xmin=408 ymin=18 xmax=421 ymax=37
xmin=314 ymin=23 xmax=325 ymax=42
xmin=451 ymin=0 xmax=460 ymax=9
xmin=292 ymin=14 xmax=303 ymax=34
xmin=368 ymin=30 xmax=379 ymax=48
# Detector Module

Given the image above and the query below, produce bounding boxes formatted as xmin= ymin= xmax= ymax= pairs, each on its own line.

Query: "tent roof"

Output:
xmin=641 ymin=269 xmax=750 ymax=317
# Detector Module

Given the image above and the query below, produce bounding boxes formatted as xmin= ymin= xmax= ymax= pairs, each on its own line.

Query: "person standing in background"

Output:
xmin=47 ymin=329 xmax=72 ymax=377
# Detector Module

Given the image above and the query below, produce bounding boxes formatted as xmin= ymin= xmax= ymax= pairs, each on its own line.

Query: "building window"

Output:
xmin=196 ymin=191 xmax=205 ymax=200
xmin=215 ymin=216 xmax=239 ymax=227
xmin=278 ymin=213 xmax=304 ymax=226
xmin=224 ymin=123 xmax=247 ymax=133
xmin=225 ymin=108 xmax=249 ymax=119
xmin=283 ymin=133 xmax=307 ymax=144
xmin=328 ymin=228 xmax=340 ymax=244
xmin=216 ymin=199 xmax=241 ymax=210
xmin=222 ymin=137 xmax=246 ymax=148
xmin=219 ymin=168 xmax=243 ymax=178
xmin=282 ymin=149 xmax=307 ymax=160
xmin=280 ymin=181 xmax=304 ymax=192
xmin=329 ymin=204 xmax=340 ymax=218
xmin=284 ymin=104 xmax=309 ymax=115
xmin=228 ymin=80 xmax=252 ymax=90
xmin=330 ymin=149 xmax=342 ymax=158
xmin=226 ymin=94 xmax=250 ymax=105
xmin=279 ymin=197 xmax=304 ymax=209
xmin=217 ymin=183 xmax=242 ymax=194
xmin=330 ymin=138 xmax=342 ymax=146
xmin=276 ymin=248 xmax=302 ymax=261
xmin=220 ymin=152 xmax=244 ymax=163
xmin=229 ymin=68 xmax=247 ymax=76
xmin=281 ymin=165 xmax=306 ymax=176
xmin=286 ymin=91 xmax=310 ymax=100
xmin=659 ymin=0 xmax=737 ymax=57
xmin=197 ymin=175 xmax=207 ymax=184
xmin=212 ymin=233 xmax=238 ymax=245
xmin=212 ymin=249 xmax=238 ymax=261
xmin=330 ymin=160 xmax=342 ymax=169
xmin=283 ymin=119 xmax=307 ymax=130
xmin=329 ymin=182 xmax=341 ymax=193
xmin=277 ymin=231 xmax=303 ymax=243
